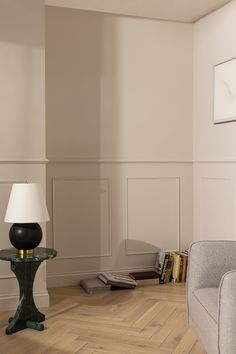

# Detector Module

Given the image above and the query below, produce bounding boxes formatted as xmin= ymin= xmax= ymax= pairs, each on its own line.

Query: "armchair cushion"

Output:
xmin=190 ymin=287 xmax=218 ymax=353
xmin=194 ymin=288 xmax=218 ymax=322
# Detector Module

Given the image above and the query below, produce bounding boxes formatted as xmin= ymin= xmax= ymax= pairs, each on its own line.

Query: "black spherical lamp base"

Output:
xmin=9 ymin=223 xmax=42 ymax=256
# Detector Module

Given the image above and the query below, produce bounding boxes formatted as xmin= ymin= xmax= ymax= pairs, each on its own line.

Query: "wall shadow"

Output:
xmin=45 ymin=7 xmax=120 ymax=282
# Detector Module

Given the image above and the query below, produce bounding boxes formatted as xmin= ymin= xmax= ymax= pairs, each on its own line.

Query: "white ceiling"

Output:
xmin=45 ymin=0 xmax=232 ymax=23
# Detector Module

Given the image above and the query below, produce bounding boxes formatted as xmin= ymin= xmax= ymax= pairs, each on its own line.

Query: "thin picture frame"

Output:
xmin=213 ymin=57 xmax=236 ymax=124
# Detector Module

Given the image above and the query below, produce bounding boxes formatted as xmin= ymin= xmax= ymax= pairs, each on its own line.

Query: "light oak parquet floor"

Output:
xmin=0 ymin=281 xmax=206 ymax=354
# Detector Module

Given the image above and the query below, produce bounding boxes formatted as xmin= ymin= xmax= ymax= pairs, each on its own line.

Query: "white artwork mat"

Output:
xmin=214 ymin=58 xmax=236 ymax=124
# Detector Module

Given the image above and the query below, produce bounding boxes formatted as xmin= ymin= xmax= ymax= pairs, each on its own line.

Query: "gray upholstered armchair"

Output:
xmin=187 ymin=240 xmax=236 ymax=354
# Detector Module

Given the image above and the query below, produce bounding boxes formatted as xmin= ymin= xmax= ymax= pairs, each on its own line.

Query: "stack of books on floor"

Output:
xmin=157 ymin=250 xmax=189 ymax=284
xmin=80 ymin=251 xmax=188 ymax=293
xmin=80 ymin=272 xmax=137 ymax=294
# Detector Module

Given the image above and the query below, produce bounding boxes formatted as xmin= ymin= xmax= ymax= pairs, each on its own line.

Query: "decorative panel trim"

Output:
xmin=47 ymin=159 xmax=236 ymax=164
xmin=0 ymin=180 xmax=25 ymax=184
xmin=0 ymin=159 xmax=48 ymax=164
xmin=48 ymin=159 xmax=193 ymax=164
xmin=0 ymin=291 xmax=49 ymax=312
xmin=126 ymin=177 xmax=180 ymax=255
xmin=47 ymin=266 xmax=154 ymax=279
xmin=194 ymin=161 xmax=236 ymax=164
xmin=200 ymin=177 xmax=233 ymax=180
xmin=50 ymin=254 xmax=112 ymax=260
xmin=0 ymin=275 xmax=15 ymax=280
xmin=51 ymin=177 xmax=112 ymax=260
xmin=200 ymin=177 xmax=234 ymax=239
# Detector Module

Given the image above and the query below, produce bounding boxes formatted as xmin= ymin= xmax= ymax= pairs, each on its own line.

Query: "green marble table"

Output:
xmin=0 ymin=247 xmax=57 ymax=335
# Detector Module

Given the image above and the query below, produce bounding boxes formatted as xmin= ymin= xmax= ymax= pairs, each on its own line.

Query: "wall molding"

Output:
xmin=0 ymin=275 xmax=15 ymax=280
xmin=200 ymin=177 xmax=233 ymax=180
xmin=51 ymin=177 xmax=112 ymax=260
xmin=124 ymin=247 xmax=160 ymax=256
xmin=0 ymin=180 xmax=25 ymax=184
xmin=193 ymin=161 xmax=236 ymax=164
xmin=51 ymin=254 xmax=112 ymax=260
xmin=47 ymin=159 xmax=236 ymax=164
xmin=0 ymin=159 xmax=234 ymax=164
xmin=47 ymin=265 xmax=155 ymax=278
xmin=126 ymin=177 xmax=180 ymax=255
xmin=0 ymin=291 xmax=49 ymax=312
xmin=48 ymin=159 xmax=194 ymax=164
xmin=0 ymin=159 xmax=48 ymax=164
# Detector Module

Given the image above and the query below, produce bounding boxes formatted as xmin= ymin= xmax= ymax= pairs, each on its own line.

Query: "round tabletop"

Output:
xmin=0 ymin=247 xmax=57 ymax=262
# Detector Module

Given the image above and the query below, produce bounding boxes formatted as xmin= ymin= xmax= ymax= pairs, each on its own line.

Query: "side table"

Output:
xmin=0 ymin=247 xmax=57 ymax=335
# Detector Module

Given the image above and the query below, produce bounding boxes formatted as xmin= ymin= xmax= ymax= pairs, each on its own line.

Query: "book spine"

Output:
xmin=181 ymin=254 xmax=188 ymax=282
xmin=156 ymin=251 xmax=166 ymax=275
xmin=179 ymin=255 xmax=183 ymax=282
xmin=80 ymin=281 xmax=91 ymax=294
xmin=171 ymin=253 xmax=181 ymax=283
xmin=98 ymin=274 xmax=108 ymax=284
xmin=164 ymin=256 xmax=174 ymax=283
xmin=159 ymin=254 xmax=170 ymax=284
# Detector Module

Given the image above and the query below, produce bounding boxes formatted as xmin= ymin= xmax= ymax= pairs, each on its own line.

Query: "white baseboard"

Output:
xmin=0 ymin=291 xmax=49 ymax=312
xmin=47 ymin=266 xmax=155 ymax=288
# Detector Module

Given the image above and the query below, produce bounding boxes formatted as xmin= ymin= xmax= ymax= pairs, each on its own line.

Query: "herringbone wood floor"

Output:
xmin=0 ymin=282 xmax=205 ymax=354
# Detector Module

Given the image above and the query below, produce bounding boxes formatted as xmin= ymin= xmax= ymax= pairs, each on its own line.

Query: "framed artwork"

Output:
xmin=213 ymin=57 xmax=236 ymax=124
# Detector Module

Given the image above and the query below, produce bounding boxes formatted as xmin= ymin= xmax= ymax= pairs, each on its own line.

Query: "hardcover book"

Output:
xmin=159 ymin=253 xmax=171 ymax=284
xmin=129 ymin=271 xmax=159 ymax=280
xmin=98 ymin=272 xmax=137 ymax=289
xmin=80 ymin=278 xmax=111 ymax=294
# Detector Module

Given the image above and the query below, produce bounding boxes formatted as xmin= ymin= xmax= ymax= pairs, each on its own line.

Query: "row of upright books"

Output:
xmin=157 ymin=250 xmax=189 ymax=284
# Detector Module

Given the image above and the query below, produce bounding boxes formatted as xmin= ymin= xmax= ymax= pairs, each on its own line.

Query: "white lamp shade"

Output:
xmin=4 ymin=183 xmax=49 ymax=223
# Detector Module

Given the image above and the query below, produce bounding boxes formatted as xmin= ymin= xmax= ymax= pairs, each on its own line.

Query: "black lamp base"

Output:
xmin=9 ymin=223 xmax=42 ymax=255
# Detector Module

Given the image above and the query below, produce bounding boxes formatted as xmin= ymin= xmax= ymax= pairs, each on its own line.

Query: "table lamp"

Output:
xmin=4 ymin=183 xmax=49 ymax=257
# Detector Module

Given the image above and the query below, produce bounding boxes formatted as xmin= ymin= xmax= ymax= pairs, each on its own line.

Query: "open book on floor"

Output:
xmin=98 ymin=272 xmax=137 ymax=289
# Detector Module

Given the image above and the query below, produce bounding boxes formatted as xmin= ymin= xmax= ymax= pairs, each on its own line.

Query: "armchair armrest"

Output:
xmin=219 ymin=270 xmax=236 ymax=353
xmin=187 ymin=240 xmax=236 ymax=293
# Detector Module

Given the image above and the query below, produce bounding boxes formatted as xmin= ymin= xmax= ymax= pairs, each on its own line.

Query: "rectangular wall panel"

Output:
xmin=126 ymin=177 xmax=180 ymax=254
xmin=52 ymin=178 xmax=111 ymax=259
xmin=200 ymin=177 xmax=233 ymax=240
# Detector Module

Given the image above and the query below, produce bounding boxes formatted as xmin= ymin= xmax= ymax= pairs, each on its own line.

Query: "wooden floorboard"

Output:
xmin=0 ymin=281 xmax=206 ymax=353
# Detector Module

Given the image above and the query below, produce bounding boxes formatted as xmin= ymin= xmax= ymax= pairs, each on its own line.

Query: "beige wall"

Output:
xmin=46 ymin=7 xmax=193 ymax=286
xmin=46 ymin=9 xmax=193 ymax=162
xmin=193 ymin=0 xmax=236 ymax=241
xmin=0 ymin=0 xmax=48 ymax=310
xmin=0 ymin=0 xmax=46 ymax=161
